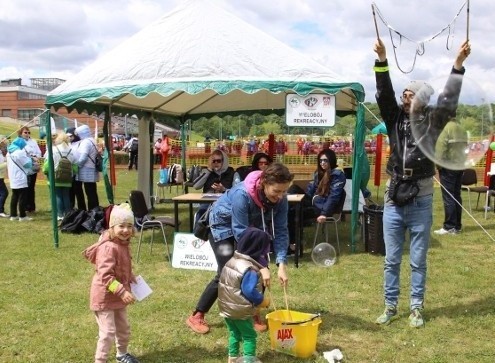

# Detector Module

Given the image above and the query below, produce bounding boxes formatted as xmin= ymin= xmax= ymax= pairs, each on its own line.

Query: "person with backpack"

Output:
xmin=124 ymin=135 xmax=139 ymax=171
xmin=43 ymin=132 xmax=78 ymax=221
xmin=74 ymin=125 xmax=100 ymax=211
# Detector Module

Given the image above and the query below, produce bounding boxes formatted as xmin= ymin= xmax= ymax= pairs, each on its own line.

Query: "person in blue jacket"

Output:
xmin=186 ymin=162 xmax=293 ymax=335
xmin=306 ymin=149 xmax=346 ymax=223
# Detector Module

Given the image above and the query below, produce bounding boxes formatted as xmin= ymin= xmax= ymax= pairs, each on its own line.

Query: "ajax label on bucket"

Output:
xmin=276 ymin=328 xmax=295 ymax=349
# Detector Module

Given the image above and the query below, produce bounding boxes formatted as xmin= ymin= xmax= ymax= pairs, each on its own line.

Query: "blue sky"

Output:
xmin=0 ymin=0 xmax=493 ymax=106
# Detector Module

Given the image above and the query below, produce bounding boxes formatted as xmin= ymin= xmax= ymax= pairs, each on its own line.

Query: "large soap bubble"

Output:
xmin=409 ymin=75 xmax=493 ymax=171
xmin=311 ymin=242 xmax=337 ymax=267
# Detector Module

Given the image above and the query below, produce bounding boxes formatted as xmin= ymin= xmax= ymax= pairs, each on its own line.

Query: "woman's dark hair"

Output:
xmin=316 ymin=149 xmax=337 ymax=197
xmin=251 ymin=152 xmax=273 ymax=171
xmin=260 ymin=162 xmax=294 ymax=186
xmin=316 ymin=149 xmax=337 ymax=179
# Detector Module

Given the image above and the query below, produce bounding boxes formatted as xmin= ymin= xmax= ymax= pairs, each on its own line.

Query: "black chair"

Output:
xmin=312 ymin=190 xmax=347 ymax=255
xmin=129 ymin=190 xmax=179 ymax=262
xmin=461 ymin=169 xmax=488 ymax=212
xmin=484 ymin=175 xmax=495 ymax=219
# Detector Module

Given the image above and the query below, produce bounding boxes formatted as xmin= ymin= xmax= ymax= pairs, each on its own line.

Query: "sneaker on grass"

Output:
xmin=375 ymin=305 xmax=398 ymax=325
xmin=409 ymin=308 xmax=424 ymax=328
xmin=116 ymin=352 xmax=140 ymax=363
xmin=433 ymin=227 xmax=458 ymax=235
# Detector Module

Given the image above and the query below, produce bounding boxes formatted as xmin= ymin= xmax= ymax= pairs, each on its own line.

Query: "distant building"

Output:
xmin=0 ymin=77 xmax=178 ymax=136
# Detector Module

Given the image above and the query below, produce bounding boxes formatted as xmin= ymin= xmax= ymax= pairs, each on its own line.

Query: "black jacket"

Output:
xmin=374 ymin=60 xmax=465 ymax=180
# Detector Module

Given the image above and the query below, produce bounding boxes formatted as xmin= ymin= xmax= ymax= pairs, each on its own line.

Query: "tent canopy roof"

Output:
xmin=46 ymin=0 xmax=364 ymax=119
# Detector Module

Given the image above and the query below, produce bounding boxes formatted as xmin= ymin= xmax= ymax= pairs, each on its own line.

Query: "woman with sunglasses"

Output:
xmin=287 ymin=149 xmax=346 ymax=253
xmin=192 ymin=149 xmax=235 ymax=223
xmin=233 ymin=152 xmax=273 ymax=186
xmin=18 ymin=126 xmax=41 ymax=213
xmin=186 ymin=162 xmax=293 ymax=335
xmin=307 ymin=149 xmax=346 ymax=224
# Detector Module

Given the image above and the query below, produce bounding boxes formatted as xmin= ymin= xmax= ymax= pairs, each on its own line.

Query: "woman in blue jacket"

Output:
xmin=307 ymin=149 xmax=346 ymax=223
xmin=186 ymin=162 xmax=293 ymax=335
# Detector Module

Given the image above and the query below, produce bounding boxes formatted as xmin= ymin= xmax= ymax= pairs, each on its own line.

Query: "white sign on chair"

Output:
xmin=172 ymin=233 xmax=218 ymax=271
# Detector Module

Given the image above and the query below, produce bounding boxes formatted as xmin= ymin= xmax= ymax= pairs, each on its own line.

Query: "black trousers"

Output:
xmin=439 ymin=168 xmax=463 ymax=230
xmin=195 ymin=234 xmax=235 ymax=314
xmin=10 ymin=187 xmax=27 ymax=218
xmin=71 ymin=179 xmax=87 ymax=211
xmin=83 ymin=182 xmax=100 ymax=211
xmin=128 ymin=151 xmax=138 ymax=170
xmin=25 ymin=173 xmax=37 ymax=212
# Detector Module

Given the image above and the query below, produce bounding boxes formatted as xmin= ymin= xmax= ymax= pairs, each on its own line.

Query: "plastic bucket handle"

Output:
xmin=280 ymin=313 xmax=321 ymax=326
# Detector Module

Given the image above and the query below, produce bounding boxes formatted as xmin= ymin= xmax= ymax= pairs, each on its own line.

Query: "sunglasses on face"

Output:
xmin=23 ymin=131 xmax=31 ymax=134
xmin=319 ymin=158 xmax=329 ymax=163
xmin=212 ymin=159 xmax=222 ymax=163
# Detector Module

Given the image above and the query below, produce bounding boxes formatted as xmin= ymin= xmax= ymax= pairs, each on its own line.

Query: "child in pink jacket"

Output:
xmin=83 ymin=203 xmax=140 ymax=363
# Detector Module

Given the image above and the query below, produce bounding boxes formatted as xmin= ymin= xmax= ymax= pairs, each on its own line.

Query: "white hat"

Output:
xmin=109 ymin=203 xmax=134 ymax=227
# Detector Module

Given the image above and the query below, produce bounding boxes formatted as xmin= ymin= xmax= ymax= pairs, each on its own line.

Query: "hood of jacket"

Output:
xmin=75 ymin=125 xmax=91 ymax=140
xmin=212 ymin=150 xmax=230 ymax=176
xmin=7 ymin=137 xmax=26 ymax=153
xmin=82 ymin=231 xmax=129 ymax=264
xmin=244 ymin=170 xmax=263 ymax=209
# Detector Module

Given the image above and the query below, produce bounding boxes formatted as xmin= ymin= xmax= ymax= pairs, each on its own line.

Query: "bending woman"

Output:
xmin=186 ymin=162 xmax=293 ymax=334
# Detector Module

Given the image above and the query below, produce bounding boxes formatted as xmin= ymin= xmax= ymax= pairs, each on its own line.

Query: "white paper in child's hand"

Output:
xmin=130 ymin=275 xmax=153 ymax=301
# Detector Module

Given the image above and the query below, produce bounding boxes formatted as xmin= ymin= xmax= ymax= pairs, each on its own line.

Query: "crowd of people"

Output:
xmin=0 ymin=38 xmax=474 ymax=362
xmin=0 ymin=124 xmax=101 ymax=221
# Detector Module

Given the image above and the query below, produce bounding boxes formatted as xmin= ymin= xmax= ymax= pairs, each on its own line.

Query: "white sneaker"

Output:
xmin=434 ymin=227 xmax=457 ymax=235
xmin=10 ymin=216 xmax=18 ymax=221
xmin=0 ymin=212 xmax=10 ymax=218
xmin=19 ymin=216 xmax=33 ymax=221
xmin=57 ymin=216 xmax=64 ymax=221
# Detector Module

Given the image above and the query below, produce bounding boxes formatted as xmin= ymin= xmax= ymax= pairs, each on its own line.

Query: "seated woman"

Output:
xmin=233 ymin=152 xmax=273 ymax=185
xmin=193 ymin=149 xmax=235 ymax=221
xmin=288 ymin=149 xmax=346 ymax=252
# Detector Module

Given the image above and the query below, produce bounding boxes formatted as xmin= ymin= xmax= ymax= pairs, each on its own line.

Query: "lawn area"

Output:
xmin=1 ymin=169 xmax=495 ymax=362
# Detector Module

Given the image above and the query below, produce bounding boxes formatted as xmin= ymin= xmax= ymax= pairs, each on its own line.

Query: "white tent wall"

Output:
xmin=45 ymin=0 xmax=366 ymax=251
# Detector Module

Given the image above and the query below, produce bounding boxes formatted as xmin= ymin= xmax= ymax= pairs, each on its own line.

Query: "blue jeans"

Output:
xmin=55 ymin=187 xmax=71 ymax=218
xmin=382 ymin=194 xmax=433 ymax=310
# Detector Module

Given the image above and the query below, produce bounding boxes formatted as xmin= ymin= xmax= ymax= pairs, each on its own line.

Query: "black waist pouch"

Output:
xmin=389 ymin=175 xmax=420 ymax=206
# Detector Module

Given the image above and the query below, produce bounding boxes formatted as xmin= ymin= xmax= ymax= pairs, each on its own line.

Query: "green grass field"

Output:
xmin=1 ymin=166 xmax=495 ymax=362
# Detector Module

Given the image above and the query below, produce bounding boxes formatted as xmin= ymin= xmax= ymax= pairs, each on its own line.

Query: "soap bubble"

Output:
xmin=311 ymin=242 xmax=337 ymax=267
xmin=409 ymin=75 xmax=493 ymax=171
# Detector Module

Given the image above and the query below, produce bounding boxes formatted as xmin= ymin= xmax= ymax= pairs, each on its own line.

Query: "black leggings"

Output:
xmin=10 ymin=187 xmax=28 ymax=218
xmin=194 ymin=234 xmax=235 ymax=314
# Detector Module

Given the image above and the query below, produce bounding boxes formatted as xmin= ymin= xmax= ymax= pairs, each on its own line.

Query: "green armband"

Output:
xmin=108 ymin=280 xmax=120 ymax=293
xmin=373 ymin=65 xmax=389 ymax=73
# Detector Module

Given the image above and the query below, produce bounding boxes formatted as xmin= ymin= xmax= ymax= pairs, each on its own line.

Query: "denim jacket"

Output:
xmin=306 ymin=168 xmax=346 ymax=216
xmin=209 ymin=171 xmax=289 ymax=265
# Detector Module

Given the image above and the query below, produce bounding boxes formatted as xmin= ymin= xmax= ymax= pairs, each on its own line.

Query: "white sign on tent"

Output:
xmin=285 ymin=93 xmax=336 ymax=127
xmin=172 ymin=233 xmax=218 ymax=271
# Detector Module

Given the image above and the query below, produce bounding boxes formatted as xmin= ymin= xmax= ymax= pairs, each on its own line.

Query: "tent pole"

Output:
xmin=44 ymin=109 xmax=59 ymax=248
xmin=351 ymin=103 xmax=367 ymax=253
xmin=180 ymin=116 xmax=187 ymax=179
xmin=103 ymin=110 xmax=114 ymax=204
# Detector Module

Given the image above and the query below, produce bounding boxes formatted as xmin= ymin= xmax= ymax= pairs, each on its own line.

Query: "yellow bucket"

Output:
xmin=266 ymin=309 xmax=322 ymax=358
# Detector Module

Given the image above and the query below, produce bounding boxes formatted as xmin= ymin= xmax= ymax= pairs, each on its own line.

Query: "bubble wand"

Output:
xmin=371 ymin=3 xmax=380 ymax=40
xmin=0 ymin=109 xmax=48 ymax=144
xmin=466 ymin=0 xmax=470 ymax=41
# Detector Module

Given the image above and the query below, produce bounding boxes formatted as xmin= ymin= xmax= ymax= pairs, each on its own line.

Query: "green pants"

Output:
xmin=224 ymin=317 xmax=257 ymax=358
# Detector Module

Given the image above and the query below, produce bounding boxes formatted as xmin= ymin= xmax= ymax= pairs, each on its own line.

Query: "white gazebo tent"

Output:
xmin=45 ymin=0 xmax=366 ymax=250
